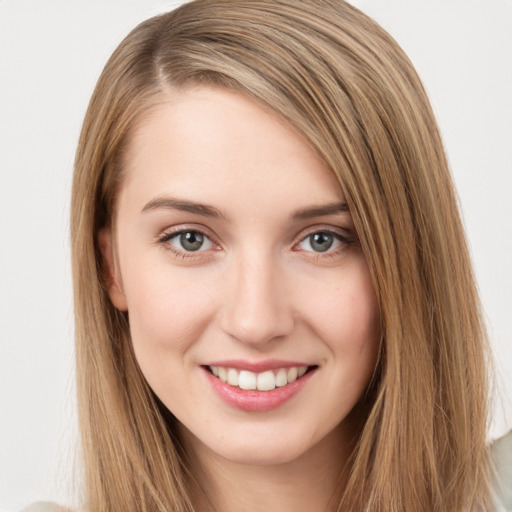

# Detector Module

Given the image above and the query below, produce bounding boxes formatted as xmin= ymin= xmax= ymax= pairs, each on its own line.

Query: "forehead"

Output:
xmin=118 ymin=86 xmax=344 ymax=215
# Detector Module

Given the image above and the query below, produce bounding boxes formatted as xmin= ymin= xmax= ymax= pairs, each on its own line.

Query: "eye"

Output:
xmin=164 ymin=230 xmax=214 ymax=252
xmin=298 ymin=231 xmax=343 ymax=253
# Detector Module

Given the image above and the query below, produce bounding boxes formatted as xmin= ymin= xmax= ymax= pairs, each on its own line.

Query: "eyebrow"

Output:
xmin=291 ymin=201 xmax=349 ymax=220
xmin=142 ymin=196 xmax=349 ymax=220
xmin=142 ymin=197 xmax=226 ymax=219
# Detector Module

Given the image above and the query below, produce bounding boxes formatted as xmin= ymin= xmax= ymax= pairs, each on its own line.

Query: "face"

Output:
xmin=102 ymin=86 xmax=380 ymax=467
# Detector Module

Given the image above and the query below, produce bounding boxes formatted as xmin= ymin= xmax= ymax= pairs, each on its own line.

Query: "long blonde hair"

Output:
xmin=71 ymin=1 xmax=493 ymax=510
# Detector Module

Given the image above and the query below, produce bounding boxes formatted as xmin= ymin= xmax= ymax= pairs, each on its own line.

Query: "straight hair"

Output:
xmin=71 ymin=1 xmax=493 ymax=510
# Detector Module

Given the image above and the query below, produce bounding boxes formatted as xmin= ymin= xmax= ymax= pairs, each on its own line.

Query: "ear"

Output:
xmin=98 ymin=228 xmax=128 ymax=311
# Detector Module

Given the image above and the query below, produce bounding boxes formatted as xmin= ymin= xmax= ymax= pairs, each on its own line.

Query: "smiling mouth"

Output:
xmin=206 ymin=365 xmax=317 ymax=391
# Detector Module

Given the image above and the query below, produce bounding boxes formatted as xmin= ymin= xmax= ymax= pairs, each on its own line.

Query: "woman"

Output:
xmin=68 ymin=0 xmax=495 ymax=510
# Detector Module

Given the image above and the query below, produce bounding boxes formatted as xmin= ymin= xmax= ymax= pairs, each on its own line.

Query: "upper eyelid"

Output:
xmin=158 ymin=224 xmax=217 ymax=242
xmin=296 ymin=225 xmax=352 ymax=241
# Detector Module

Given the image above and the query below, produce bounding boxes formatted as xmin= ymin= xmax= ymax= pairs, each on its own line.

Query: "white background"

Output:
xmin=1 ymin=1 xmax=511 ymax=510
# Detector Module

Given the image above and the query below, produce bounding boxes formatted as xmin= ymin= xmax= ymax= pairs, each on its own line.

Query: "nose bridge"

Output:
xmin=221 ymin=249 xmax=293 ymax=346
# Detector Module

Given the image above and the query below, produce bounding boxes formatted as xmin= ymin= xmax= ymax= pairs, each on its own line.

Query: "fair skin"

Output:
xmin=101 ymin=86 xmax=380 ymax=512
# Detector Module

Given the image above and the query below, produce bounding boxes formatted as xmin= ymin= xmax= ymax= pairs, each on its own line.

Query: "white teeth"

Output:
xmin=257 ymin=370 xmax=276 ymax=391
xmin=287 ymin=367 xmax=298 ymax=383
xmin=238 ymin=370 xmax=257 ymax=390
xmin=275 ymin=368 xmax=288 ymax=387
xmin=227 ymin=368 xmax=239 ymax=386
xmin=209 ymin=365 xmax=311 ymax=391
xmin=218 ymin=367 xmax=227 ymax=382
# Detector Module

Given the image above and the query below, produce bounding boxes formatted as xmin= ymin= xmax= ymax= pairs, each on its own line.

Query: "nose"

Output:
xmin=220 ymin=254 xmax=294 ymax=347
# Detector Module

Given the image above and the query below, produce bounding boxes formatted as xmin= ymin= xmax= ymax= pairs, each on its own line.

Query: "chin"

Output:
xmin=180 ymin=419 xmax=335 ymax=468
xmin=218 ymin=437 xmax=310 ymax=466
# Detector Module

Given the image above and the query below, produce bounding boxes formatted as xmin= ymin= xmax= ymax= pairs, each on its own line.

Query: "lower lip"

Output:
xmin=202 ymin=367 xmax=316 ymax=412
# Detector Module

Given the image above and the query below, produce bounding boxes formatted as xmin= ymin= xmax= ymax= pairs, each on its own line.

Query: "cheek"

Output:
xmin=302 ymin=258 xmax=380 ymax=363
xmin=121 ymin=256 xmax=217 ymax=369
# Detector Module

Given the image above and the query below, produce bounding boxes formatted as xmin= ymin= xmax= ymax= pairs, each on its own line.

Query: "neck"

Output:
xmin=181 ymin=424 xmax=355 ymax=512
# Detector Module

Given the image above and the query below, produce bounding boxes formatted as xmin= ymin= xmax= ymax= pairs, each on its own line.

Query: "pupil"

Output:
xmin=311 ymin=233 xmax=333 ymax=252
xmin=180 ymin=231 xmax=204 ymax=251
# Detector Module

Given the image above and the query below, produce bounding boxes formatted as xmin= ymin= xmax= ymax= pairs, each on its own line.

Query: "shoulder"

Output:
xmin=20 ymin=503 xmax=69 ymax=512
xmin=492 ymin=429 xmax=512 ymax=511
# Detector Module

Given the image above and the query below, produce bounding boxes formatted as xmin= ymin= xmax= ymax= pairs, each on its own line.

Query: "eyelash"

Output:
xmin=157 ymin=226 xmax=219 ymax=260
xmin=293 ymin=228 xmax=355 ymax=259
xmin=157 ymin=225 xmax=356 ymax=261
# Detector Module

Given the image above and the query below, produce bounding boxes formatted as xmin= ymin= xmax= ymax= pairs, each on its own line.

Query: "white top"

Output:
xmin=20 ymin=504 xmax=66 ymax=512
xmin=494 ymin=430 xmax=512 ymax=511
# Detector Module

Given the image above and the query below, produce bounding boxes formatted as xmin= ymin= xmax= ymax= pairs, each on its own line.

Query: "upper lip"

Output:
xmin=202 ymin=359 xmax=314 ymax=372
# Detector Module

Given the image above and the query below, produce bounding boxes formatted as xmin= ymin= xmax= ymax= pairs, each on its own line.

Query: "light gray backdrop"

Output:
xmin=1 ymin=1 xmax=511 ymax=510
